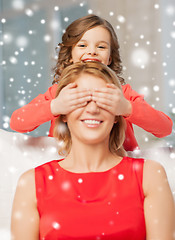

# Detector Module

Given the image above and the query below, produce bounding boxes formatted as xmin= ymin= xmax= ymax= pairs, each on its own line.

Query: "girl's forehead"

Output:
xmin=80 ymin=26 xmax=111 ymax=42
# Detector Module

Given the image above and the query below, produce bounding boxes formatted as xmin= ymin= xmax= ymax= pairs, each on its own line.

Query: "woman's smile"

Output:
xmin=81 ymin=119 xmax=103 ymax=128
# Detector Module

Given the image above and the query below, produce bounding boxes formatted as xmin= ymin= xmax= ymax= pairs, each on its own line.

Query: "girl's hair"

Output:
xmin=53 ymin=14 xmax=125 ymax=85
xmin=53 ymin=61 xmax=126 ymax=157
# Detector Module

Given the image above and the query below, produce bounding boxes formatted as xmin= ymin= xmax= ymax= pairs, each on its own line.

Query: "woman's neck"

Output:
xmin=60 ymin=140 xmax=122 ymax=173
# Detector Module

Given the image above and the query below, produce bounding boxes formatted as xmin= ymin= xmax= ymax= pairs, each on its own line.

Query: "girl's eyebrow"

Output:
xmin=79 ymin=39 xmax=110 ymax=46
xmin=77 ymin=39 xmax=89 ymax=43
xmin=98 ymin=41 xmax=110 ymax=46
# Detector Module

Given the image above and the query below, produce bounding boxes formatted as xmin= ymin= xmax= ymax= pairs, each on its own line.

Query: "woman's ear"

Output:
xmin=114 ymin=116 xmax=118 ymax=123
xmin=62 ymin=115 xmax=67 ymax=123
xmin=69 ymin=58 xmax=73 ymax=63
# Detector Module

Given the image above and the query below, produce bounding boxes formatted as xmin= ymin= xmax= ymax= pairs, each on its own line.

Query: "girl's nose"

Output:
xmin=87 ymin=45 xmax=97 ymax=56
xmin=85 ymin=101 xmax=100 ymax=114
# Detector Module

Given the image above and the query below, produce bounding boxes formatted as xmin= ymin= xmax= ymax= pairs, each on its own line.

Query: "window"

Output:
xmin=0 ymin=0 xmax=88 ymax=136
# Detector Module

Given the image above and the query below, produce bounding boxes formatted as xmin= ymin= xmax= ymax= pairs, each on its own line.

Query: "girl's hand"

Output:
xmin=51 ymin=83 xmax=92 ymax=116
xmin=92 ymin=83 xmax=132 ymax=117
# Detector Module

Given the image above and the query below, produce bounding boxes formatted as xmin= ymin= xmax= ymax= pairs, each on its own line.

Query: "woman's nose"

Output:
xmin=86 ymin=101 xmax=99 ymax=114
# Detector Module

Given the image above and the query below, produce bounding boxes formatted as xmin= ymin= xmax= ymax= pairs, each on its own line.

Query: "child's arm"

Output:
xmin=10 ymin=85 xmax=58 ymax=133
xmin=92 ymin=83 xmax=173 ymax=138
xmin=122 ymin=84 xmax=173 ymax=137
xmin=10 ymin=83 xmax=92 ymax=133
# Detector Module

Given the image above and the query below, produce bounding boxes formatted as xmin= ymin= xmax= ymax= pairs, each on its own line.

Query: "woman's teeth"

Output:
xmin=83 ymin=120 xmax=101 ymax=124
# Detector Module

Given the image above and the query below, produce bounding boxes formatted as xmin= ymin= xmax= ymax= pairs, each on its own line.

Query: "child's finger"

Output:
xmin=70 ymin=88 xmax=92 ymax=94
xmin=93 ymin=87 xmax=113 ymax=94
xmin=69 ymin=100 xmax=89 ymax=112
xmin=95 ymin=101 xmax=113 ymax=113
xmin=64 ymin=82 xmax=78 ymax=89
xmin=92 ymin=91 xmax=113 ymax=100
xmin=70 ymin=95 xmax=92 ymax=106
xmin=92 ymin=95 xmax=112 ymax=105
xmin=71 ymin=89 xmax=92 ymax=99
xmin=106 ymin=83 xmax=118 ymax=89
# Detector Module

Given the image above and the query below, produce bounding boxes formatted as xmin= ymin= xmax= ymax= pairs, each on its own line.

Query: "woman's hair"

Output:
xmin=53 ymin=61 xmax=126 ymax=157
xmin=53 ymin=14 xmax=125 ymax=85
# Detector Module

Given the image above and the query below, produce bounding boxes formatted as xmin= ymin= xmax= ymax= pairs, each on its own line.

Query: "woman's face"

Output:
xmin=65 ymin=73 xmax=116 ymax=145
xmin=71 ymin=26 xmax=111 ymax=66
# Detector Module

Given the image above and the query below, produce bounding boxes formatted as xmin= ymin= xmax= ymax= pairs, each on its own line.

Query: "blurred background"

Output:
xmin=0 ymin=0 xmax=175 ymax=238
xmin=0 ymin=0 xmax=175 ymax=148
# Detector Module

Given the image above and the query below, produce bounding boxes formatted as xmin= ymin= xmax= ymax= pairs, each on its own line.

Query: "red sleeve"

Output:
xmin=122 ymin=84 xmax=173 ymax=138
xmin=10 ymin=84 xmax=58 ymax=133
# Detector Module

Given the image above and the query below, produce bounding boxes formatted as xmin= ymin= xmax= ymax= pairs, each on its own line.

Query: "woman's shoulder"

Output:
xmin=18 ymin=169 xmax=35 ymax=188
xmin=14 ymin=169 xmax=36 ymax=204
xmin=143 ymin=159 xmax=168 ymax=196
xmin=143 ymin=159 xmax=166 ymax=177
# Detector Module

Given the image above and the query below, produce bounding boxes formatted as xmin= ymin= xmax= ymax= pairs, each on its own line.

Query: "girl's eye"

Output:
xmin=98 ymin=45 xmax=106 ymax=49
xmin=77 ymin=44 xmax=86 ymax=48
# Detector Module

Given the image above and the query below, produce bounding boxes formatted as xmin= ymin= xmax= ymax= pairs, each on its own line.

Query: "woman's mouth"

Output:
xmin=81 ymin=119 xmax=103 ymax=128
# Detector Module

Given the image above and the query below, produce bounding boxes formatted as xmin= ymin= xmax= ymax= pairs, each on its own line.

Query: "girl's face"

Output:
xmin=71 ymin=26 xmax=112 ymax=66
xmin=65 ymin=73 xmax=116 ymax=145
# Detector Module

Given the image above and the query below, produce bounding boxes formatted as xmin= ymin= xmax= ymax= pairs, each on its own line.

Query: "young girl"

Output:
xmin=10 ymin=14 xmax=173 ymax=151
xmin=11 ymin=62 xmax=175 ymax=240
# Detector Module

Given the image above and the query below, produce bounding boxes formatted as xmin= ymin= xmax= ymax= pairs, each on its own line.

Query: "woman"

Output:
xmin=11 ymin=62 xmax=175 ymax=240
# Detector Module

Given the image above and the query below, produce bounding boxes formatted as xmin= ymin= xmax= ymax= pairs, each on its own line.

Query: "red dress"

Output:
xmin=35 ymin=157 xmax=146 ymax=240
